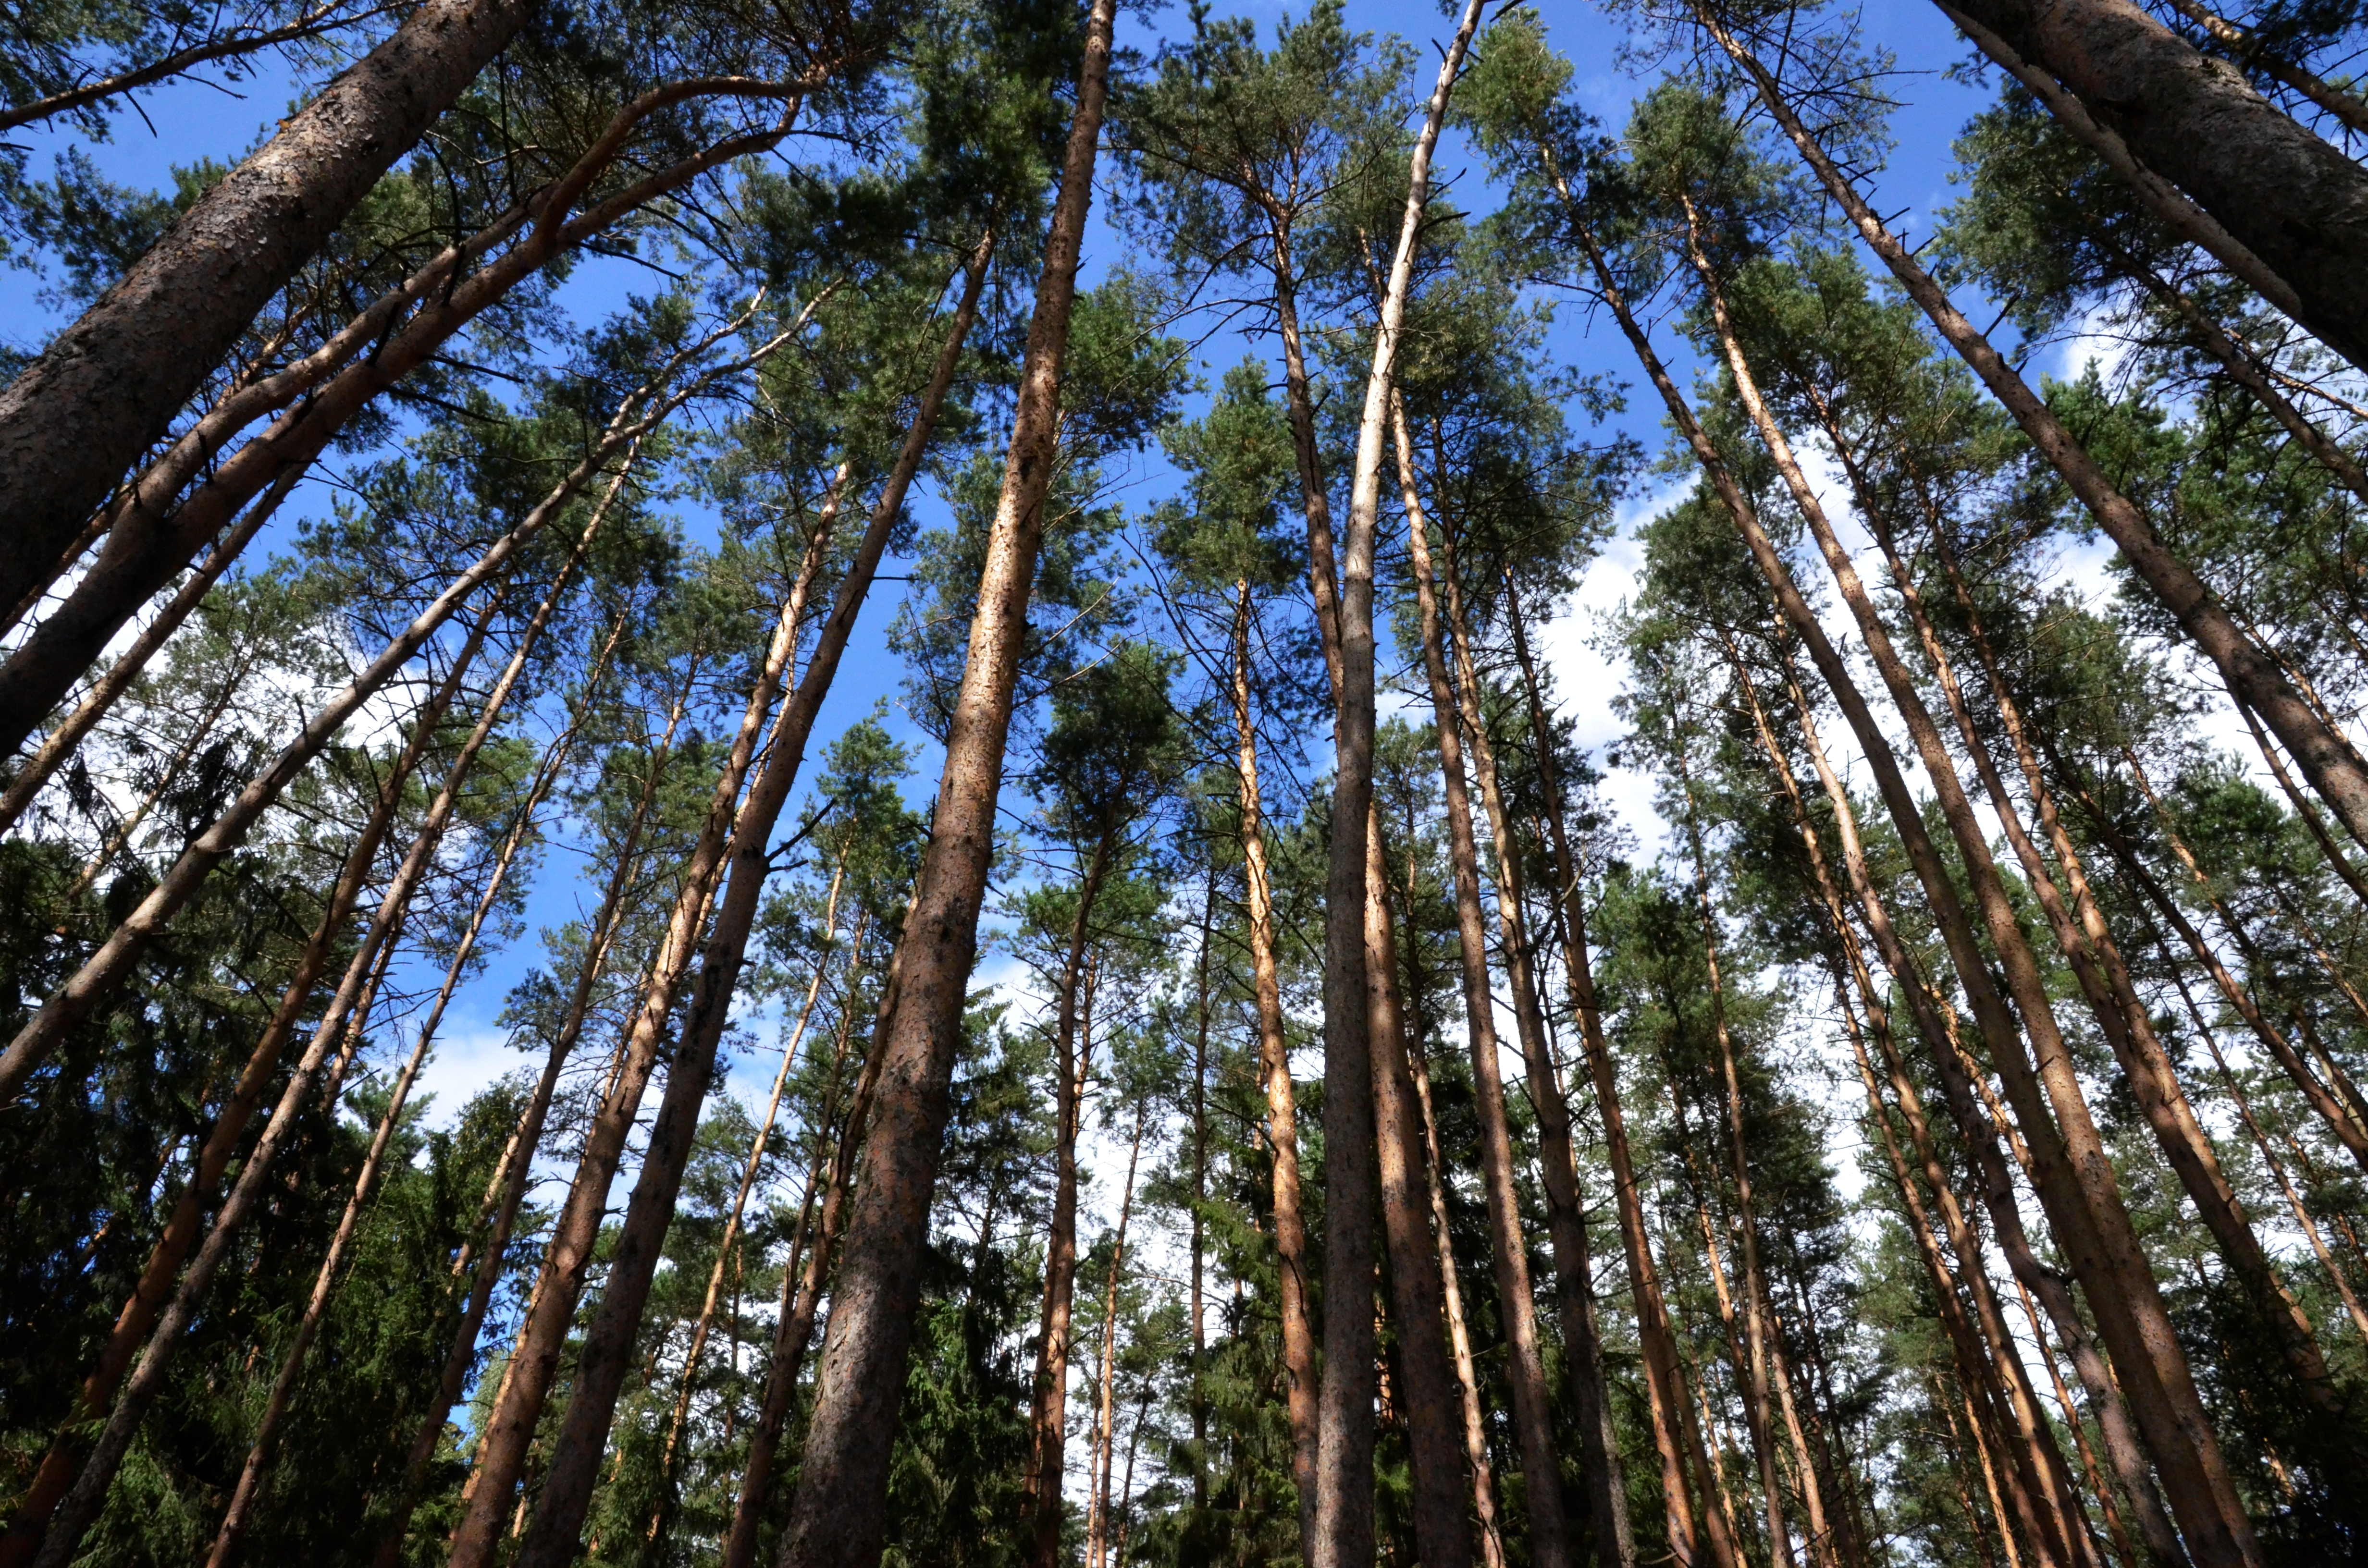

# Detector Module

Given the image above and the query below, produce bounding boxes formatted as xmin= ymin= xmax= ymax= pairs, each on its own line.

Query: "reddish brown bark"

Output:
xmin=1676 ymin=208 xmax=2254 ymax=1567
xmin=1228 ymin=577 xmax=1319 ymax=1541
xmin=370 ymin=666 xmax=694 ymax=1568
xmin=772 ymin=6 xmax=1117 ymax=1552
xmin=1501 ymin=578 xmax=1727 ymax=1568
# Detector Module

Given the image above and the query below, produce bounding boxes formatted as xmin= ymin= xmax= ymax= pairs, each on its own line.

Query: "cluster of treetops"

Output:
xmin=1 ymin=0 xmax=2366 ymax=1561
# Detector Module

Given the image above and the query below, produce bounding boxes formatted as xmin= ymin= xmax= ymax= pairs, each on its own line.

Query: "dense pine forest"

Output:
xmin=2 ymin=0 xmax=2367 ymax=1560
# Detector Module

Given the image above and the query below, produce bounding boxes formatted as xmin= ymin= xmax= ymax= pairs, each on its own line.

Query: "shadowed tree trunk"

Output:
xmin=771 ymin=4 xmax=1117 ymax=1553
xmin=1393 ymin=395 xmax=1571 ymax=1568
xmin=1927 ymin=0 xmax=2368 ymax=368
xmin=1701 ymin=11 xmax=2368 ymax=867
xmin=0 ymin=0 xmax=535 ymax=617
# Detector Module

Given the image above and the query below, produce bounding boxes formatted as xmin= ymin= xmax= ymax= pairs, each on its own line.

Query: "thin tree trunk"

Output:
xmin=203 ymin=628 xmax=604 ymax=1565
xmin=642 ymin=878 xmax=860 ymax=1548
xmin=773 ymin=12 xmax=1117 ymax=1551
xmin=1393 ymin=873 xmax=1507 ymax=1568
xmin=1469 ymin=576 xmax=1634 ymax=1568
xmin=1721 ymin=628 xmax=2092 ymax=1568
xmin=2167 ymin=960 xmax=2368 ymax=1340
xmin=1228 ymin=576 xmax=1319 ymax=1544
xmin=1893 ymin=502 xmax=2342 ymax=1410
xmin=447 ymin=471 xmax=840 ymax=1568
xmin=1190 ymin=863 xmax=1211 ymax=1511
xmin=1085 ymin=1104 xmax=1147 ymax=1568
xmin=1024 ymin=840 xmax=1117 ymax=1568
xmin=717 ymin=916 xmax=902 ymax=1568
xmin=368 ymin=663 xmax=693 ymax=1568
xmin=1676 ymin=206 xmax=2253 ymax=1568
xmin=1670 ymin=743 xmax=1801 ymax=1568
xmin=1921 ymin=0 xmax=2368 ymax=367
xmin=1502 ymin=581 xmax=1724 ymax=1568
xmin=0 ymin=397 xmax=672 ymax=1099
xmin=1703 ymin=11 xmax=2368 ymax=863
xmin=0 ymin=0 xmax=534 ymax=610
xmin=1392 ymin=392 xmax=1568 ymax=1568
xmin=1770 ymin=650 xmax=2190 ymax=1568
xmin=2083 ymin=750 xmax=2368 ymax=1173
xmin=0 ymin=574 xmax=518 ymax=1567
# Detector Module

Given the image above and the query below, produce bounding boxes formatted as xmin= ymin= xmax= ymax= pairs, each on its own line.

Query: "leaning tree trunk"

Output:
xmin=1668 ymin=203 xmax=2255 ymax=1568
xmin=1701 ymin=11 xmax=2368 ymax=865
xmin=370 ymin=666 xmax=693 ymax=1568
xmin=1926 ymin=0 xmax=2368 ymax=369
xmin=1501 ymin=581 xmax=1729 ymax=1568
xmin=771 ymin=1 xmax=1117 ymax=1553
xmin=1452 ymin=562 xmax=1633 ymax=1568
xmin=0 ymin=0 xmax=534 ymax=616
xmin=0 ymin=592 xmax=499 ymax=1568
xmin=1023 ymin=840 xmax=1115 ymax=1568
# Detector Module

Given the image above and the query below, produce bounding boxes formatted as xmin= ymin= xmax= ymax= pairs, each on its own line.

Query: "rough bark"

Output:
xmin=1928 ymin=0 xmax=2368 ymax=368
xmin=772 ymin=6 xmax=1116 ymax=1552
xmin=0 ymin=0 xmax=534 ymax=616
xmin=1393 ymin=395 xmax=1570 ymax=1568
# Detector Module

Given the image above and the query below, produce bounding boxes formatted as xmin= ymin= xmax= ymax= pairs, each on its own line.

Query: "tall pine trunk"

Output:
xmin=773 ymin=9 xmax=1116 ymax=1552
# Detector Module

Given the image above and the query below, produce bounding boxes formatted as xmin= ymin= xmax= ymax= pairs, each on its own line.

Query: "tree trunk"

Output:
xmin=446 ymin=502 xmax=829 ymax=1568
xmin=1701 ymin=12 xmax=2368 ymax=865
xmin=1392 ymin=393 xmax=1568 ymax=1568
xmin=1928 ymin=0 xmax=2368 ymax=368
xmin=369 ymin=666 xmax=693 ymax=1568
xmin=1228 ymin=577 xmax=1320 ymax=1544
xmin=0 ymin=0 xmax=533 ymax=615
xmin=642 ymin=884 xmax=862 ymax=1550
xmin=204 ymin=590 xmax=628 ymax=1568
xmin=1770 ymin=650 xmax=2190 ymax=1568
xmin=1891 ymin=503 xmax=2344 ymax=1418
xmin=1470 ymin=576 xmax=1634 ymax=1568
xmin=0 ymin=414 xmax=655 ymax=1101
xmin=1501 ymin=580 xmax=1727 ymax=1568
xmin=1404 ymin=1022 xmax=1509 ymax=1568
xmin=1084 ymin=1105 xmax=1147 ymax=1568
xmin=772 ymin=5 xmax=1116 ymax=1551
xmin=1024 ymin=841 xmax=1116 ymax=1568
xmin=1676 ymin=208 xmax=2254 ymax=1568
xmin=1720 ymin=629 xmax=2095 ymax=1568
xmin=0 ymin=169 xmax=814 ymax=762
xmin=718 ymin=919 xmax=902 ymax=1568
xmin=1363 ymin=809 xmax=1478 ymax=1568
xmin=0 ymin=463 xmax=301 ymax=838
